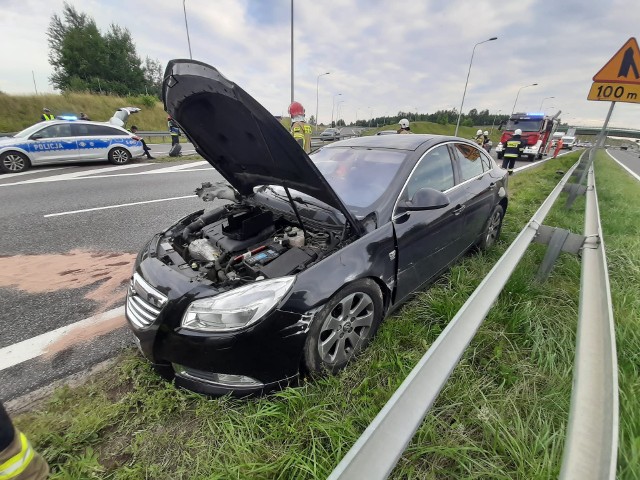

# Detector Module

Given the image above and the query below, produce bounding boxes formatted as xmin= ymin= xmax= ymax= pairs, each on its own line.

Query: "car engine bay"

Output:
xmin=157 ymin=183 xmax=353 ymax=288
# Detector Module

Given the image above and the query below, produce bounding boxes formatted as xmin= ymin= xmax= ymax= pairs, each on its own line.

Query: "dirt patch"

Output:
xmin=0 ymin=250 xmax=136 ymax=312
xmin=44 ymin=315 xmax=127 ymax=358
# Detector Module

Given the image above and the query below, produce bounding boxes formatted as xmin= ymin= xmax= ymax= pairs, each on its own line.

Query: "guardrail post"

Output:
xmin=565 ymin=148 xmax=595 ymax=209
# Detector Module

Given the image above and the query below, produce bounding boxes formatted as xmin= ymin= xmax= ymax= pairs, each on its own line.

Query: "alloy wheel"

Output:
xmin=111 ymin=149 xmax=129 ymax=164
xmin=485 ymin=209 xmax=502 ymax=247
xmin=317 ymin=292 xmax=374 ymax=364
xmin=3 ymin=154 xmax=25 ymax=172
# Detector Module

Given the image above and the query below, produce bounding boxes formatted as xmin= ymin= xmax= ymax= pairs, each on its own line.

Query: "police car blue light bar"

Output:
xmin=526 ymin=112 xmax=545 ymax=117
xmin=57 ymin=115 xmax=78 ymax=121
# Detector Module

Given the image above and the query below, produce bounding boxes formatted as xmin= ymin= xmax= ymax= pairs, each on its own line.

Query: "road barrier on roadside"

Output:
xmin=328 ymin=149 xmax=618 ymax=480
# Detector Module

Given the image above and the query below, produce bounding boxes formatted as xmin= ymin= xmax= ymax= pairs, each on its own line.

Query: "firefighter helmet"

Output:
xmin=476 ymin=129 xmax=483 ymax=135
xmin=288 ymin=101 xmax=305 ymax=117
xmin=399 ymin=118 xmax=410 ymax=128
xmin=515 ymin=128 xmax=522 ymax=135
xmin=483 ymin=131 xmax=489 ymax=135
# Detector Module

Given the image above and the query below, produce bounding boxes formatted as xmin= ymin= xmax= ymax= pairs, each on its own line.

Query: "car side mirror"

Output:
xmin=30 ymin=134 xmax=43 ymax=140
xmin=402 ymin=188 xmax=450 ymax=211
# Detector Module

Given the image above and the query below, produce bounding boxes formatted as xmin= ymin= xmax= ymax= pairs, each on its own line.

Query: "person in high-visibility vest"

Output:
xmin=168 ymin=116 xmax=180 ymax=147
xmin=501 ymin=128 xmax=526 ymax=175
xmin=553 ymin=137 xmax=564 ymax=158
xmin=40 ymin=108 xmax=54 ymax=122
xmin=288 ymin=102 xmax=312 ymax=154
xmin=0 ymin=402 xmax=49 ymax=479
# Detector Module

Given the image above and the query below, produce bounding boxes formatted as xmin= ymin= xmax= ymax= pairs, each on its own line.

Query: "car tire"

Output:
xmin=478 ymin=204 xmax=504 ymax=251
xmin=527 ymin=154 xmax=535 ymax=161
xmin=303 ymin=279 xmax=383 ymax=376
xmin=108 ymin=147 xmax=132 ymax=165
xmin=0 ymin=151 xmax=30 ymax=173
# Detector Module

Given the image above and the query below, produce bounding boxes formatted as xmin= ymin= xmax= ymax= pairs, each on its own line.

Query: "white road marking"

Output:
xmin=44 ymin=194 xmax=198 ymax=217
xmin=150 ymin=160 xmax=207 ymax=172
xmin=606 ymin=149 xmax=640 ymax=182
xmin=0 ymin=306 xmax=124 ymax=371
xmin=0 ymin=163 xmax=144 ymax=187
xmin=0 ymin=167 xmax=70 ymax=178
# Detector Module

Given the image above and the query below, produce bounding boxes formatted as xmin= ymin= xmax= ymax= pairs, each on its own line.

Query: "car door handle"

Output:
xmin=453 ymin=204 xmax=466 ymax=215
xmin=489 ymin=182 xmax=496 ymax=189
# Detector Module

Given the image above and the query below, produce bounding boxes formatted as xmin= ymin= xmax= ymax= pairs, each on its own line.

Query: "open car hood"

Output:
xmin=162 ymin=59 xmax=361 ymax=235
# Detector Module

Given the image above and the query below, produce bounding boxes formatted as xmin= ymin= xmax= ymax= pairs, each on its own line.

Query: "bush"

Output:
xmin=138 ymin=95 xmax=159 ymax=108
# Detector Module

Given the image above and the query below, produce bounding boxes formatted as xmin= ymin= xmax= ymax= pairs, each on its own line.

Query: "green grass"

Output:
xmin=364 ymin=121 xmax=502 ymax=143
xmin=0 ymin=92 xmax=169 ymax=132
xmin=14 ymin=151 xmax=640 ymax=479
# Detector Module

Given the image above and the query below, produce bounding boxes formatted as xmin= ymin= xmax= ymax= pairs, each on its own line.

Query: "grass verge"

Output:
xmin=14 ymin=151 xmax=639 ymax=479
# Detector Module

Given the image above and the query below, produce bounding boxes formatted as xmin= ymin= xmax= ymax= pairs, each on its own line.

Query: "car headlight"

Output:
xmin=181 ymin=276 xmax=296 ymax=332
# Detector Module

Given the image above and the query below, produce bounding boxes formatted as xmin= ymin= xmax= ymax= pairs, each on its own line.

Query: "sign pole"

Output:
xmin=596 ymin=101 xmax=616 ymax=147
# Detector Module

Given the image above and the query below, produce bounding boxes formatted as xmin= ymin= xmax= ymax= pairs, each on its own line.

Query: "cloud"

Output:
xmin=1 ymin=0 xmax=639 ymax=127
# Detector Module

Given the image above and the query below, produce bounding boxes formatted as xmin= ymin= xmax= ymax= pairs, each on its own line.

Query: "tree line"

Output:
xmin=47 ymin=3 xmax=162 ymax=97
xmin=352 ymin=109 xmax=511 ymax=128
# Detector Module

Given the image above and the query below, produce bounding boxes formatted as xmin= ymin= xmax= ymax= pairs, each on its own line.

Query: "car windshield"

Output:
xmin=13 ymin=123 xmax=46 ymax=138
xmin=506 ymin=119 xmax=543 ymax=132
xmin=310 ymin=147 xmax=406 ymax=208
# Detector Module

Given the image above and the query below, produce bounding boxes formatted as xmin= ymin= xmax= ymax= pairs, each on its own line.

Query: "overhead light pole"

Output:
xmin=511 ymin=83 xmax=538 ymax=115
xmin=539 ymin=96 xmax=555 ymax=111
xmin=290 ymin=0 xmax=294 ymax=104
xmin=454 ymin=36 xmax=498 ymax=137
xmin=315 ymin=72 xmax=330 ymax=133
xmin=490 ymin=109 xmax=502 ymax=135
xmin=368 ymin=107 xmax=373 ymax=128
xmin=183 ymin=0 xmax=193 ymax=59
xmin=336 ymin=100 xmax=345 ymax=126
xmin=331 ymin=93 xmax=342 ymax=127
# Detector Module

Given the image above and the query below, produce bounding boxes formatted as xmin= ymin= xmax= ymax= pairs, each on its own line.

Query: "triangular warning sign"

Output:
xmin=593 ymin=37 xmax=640 ymax=84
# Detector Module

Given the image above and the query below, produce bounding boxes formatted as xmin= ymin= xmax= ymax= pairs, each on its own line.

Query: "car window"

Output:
xmin=402 ymin=145 xmax=454 ymax=199
xmin=37 ymin=124 xmax=73 ymax=139
xmin=311 ymin=147 xmax=406 ymax=208
xmin=479 ymin=150 xmax=493 ymax=171
xmin=72 ymin=124 xmax=124 ymax=136
xmin=452 ymin=143 xmax=484 ymax=181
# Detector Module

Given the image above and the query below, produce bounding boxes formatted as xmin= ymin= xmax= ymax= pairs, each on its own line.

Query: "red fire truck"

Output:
xmin=496 ymin=111 xmax=561 ymax=161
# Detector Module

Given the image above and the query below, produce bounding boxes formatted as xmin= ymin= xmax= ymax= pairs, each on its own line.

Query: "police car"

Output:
xmin=0 ymin=114 xmax=145 ymax=173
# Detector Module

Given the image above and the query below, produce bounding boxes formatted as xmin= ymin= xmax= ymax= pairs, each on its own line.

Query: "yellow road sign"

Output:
xmin=593 ymin=37 xmax=640 ymax=84
xmin=588 ymin=82 xmax=640 ymax=103
xmin=589 ymin=38 xmax=640 ymax=104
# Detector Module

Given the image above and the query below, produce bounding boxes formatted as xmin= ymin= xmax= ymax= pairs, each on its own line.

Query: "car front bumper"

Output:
xmin=126 ymin=255 xmax=309 ymax=397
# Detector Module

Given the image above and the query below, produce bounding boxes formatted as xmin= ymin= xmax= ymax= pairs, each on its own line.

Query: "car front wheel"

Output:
xmin=0 ymin=151 xmax=30 ymax=173
xmin=478 ymin=204 xmax=504 ymax=251
xmin=108 ymin=147 xmax=131 ymax=165
xmin=303 ymin=279 xmax=383 ymax=375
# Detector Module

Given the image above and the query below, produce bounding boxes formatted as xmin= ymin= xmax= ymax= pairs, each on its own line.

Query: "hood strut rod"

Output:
xmin=283 ymin=186 xmax=308 ymax=239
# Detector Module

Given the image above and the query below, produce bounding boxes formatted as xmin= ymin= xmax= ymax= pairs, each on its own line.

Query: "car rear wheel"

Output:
xmin=303 ymin=279 xmax=383 ymax=375
xmin=0 ymin=151 xmax=30 ymax=173
xmin=478 ymin=204 xmax=504 ymax=251
xmin=108 ymin=147 xmax=131 ymax=165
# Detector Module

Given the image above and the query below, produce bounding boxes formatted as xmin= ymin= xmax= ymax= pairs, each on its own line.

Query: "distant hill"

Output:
xmin=0 ymin=92 xmax=168 ymax=133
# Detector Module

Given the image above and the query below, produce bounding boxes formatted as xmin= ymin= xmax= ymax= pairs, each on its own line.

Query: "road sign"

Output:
xmin=589 ymin=38 xmax=640 ymax=104
xmin=588 ymin=82 xmax=640 ymax=103
xmin=593 ymin=37 xmax=640 ymax=84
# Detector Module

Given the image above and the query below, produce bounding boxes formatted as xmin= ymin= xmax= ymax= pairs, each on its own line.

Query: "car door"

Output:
xmin=72 ymin=124 xmax=119 ymax=161
xmin=393 ymin=143 xmax=469 ymax=302
xmin=28 ymin=123 xmax=78 ymax=163
xmin=450 ymin=143 xmax=497 ymax=245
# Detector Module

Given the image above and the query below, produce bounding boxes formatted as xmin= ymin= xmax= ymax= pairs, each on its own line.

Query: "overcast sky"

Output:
xmin=1 ymin=0 xmax=639 ymax=128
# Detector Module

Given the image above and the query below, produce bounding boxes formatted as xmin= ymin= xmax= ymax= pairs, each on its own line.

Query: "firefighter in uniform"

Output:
xmin=474 ymin=129 xmax=484 ymax=146
xmin=0 ymin=402 xmax=49 ymax=479
xmin=168 ymin=116 xmax=180 ymax=147
xmin=501 ymin=128 xmax=526 ymax=175
xmin=398 ymin=118 xmax=412 ymax=134
xmin=288 ymin=102 xmax=312 ymax=154
xmin=40 ymin=108 xmax=54 ymax=122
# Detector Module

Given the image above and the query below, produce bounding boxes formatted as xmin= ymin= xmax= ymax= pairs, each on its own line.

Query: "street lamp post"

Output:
xmin=490 ymin=109 xmax=502 ymax=135
xmin=290 ymin=0 xmax=294 ymax=104
xmin=511 ymin=83 xmax=538 ymax=115
xmin=454 ymin=36 xmax=498 ymax=137
xmin=368 ymin=107 xmax=373 ymax=128
xmin=538 ymin=96 xmax=555 ymax=111
xmin=183 ymin=0 xmax=192 ymax=59
xmin=336 ymin=100 xmax=345 ymax=126
xmin=315 ymin=72 xmax=330 ymax=133
xmin=331 ymin=93 xmax=342 ymax=127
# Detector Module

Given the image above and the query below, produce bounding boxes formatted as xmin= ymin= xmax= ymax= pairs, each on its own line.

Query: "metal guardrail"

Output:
xmin=559 ymin=164 xmax=619 ymax=479
xmin=329 ymin=149 xmax=618 ymax=479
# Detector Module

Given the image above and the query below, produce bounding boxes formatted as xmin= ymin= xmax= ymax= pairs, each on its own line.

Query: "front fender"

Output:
xmin=282 ymin=223 xmax=396 ymax=313
xmin=0 ymin=145 xmax=33 ymax=162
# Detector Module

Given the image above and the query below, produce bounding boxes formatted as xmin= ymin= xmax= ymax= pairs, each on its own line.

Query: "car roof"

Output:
xmin=43 ymin=120 xmax=128 ymax=131
xmin=323 ymin=133 xmax=455 ymax=151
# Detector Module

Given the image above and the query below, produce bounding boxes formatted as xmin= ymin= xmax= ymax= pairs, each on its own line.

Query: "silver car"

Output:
xmin=0 ymin=116 xmax=145 ymax=173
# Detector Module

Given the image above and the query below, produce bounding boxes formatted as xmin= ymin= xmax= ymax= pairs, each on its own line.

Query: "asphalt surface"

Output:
xmin=0 ymin=139 xmax=572 ymax=402
xmin=606 ymin=148 xmax=640 ymax=177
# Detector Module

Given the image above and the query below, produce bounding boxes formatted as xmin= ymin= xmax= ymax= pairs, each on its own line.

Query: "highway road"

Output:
xmin=605 ymin=147 xmax=640 ymax=179
xmin=0 ymin=139 xmax=578 ymax=404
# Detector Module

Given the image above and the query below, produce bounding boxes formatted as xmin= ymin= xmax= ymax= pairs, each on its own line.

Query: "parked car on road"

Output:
xmin=0 ymin=113 xmax=145 ymax=173
xmin=126 ymin=59 xmax=509 ymax=397
xmin=320 ymin=128 xmax=341 ymax=140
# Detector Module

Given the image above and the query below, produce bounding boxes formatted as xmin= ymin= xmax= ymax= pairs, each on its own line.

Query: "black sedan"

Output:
xmin=126 ymin=60 xmax=509 ymax=396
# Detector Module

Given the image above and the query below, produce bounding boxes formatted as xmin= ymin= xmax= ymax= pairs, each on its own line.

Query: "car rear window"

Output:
xmin=311 ymin=147 xmax=406 ymax=208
